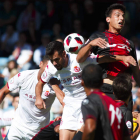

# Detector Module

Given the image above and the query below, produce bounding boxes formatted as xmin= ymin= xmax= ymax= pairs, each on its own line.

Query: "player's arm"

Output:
xmin=0 ymin=84 xmax=10 ymax=104
xmin=49 ymin=78 xmax=65 ymax=107
xmin=129 ymin=113 xmax=140 ymax=140
xmin=82 ymin=118 xmax=96 ymax=140
xmin=35 ymin=79 xmax=46 ymax=109
xmin=77 ymin=37 xmax=107 ymax=63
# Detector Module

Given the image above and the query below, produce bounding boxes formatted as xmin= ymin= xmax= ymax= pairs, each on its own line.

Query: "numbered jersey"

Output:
xmin=81 ymin=90 xmax=129 ymax=140
xmin=84 ymin=30 xmax=137 ymax=77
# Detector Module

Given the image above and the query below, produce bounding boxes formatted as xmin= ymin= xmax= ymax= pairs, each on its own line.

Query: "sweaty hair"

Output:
xmin=82 ymin=64 xmax=103 ymax=89
xmin=46 ymin=41 xmax=64 ymax=56
xmin=105 ymin=3 xmax=126 ymax=17
xmin=113 ymin=73 xmax=132 ymax=101
xmin=42 ymin=55 xmax=50 ymax=63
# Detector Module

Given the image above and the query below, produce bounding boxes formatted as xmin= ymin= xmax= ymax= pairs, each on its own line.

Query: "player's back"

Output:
xmin=82 ymin=90 xmax=129 ymax=140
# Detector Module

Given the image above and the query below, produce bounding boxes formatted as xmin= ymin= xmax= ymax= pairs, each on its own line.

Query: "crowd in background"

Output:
xmin=0 ymin=0 xmax=140 ymax=138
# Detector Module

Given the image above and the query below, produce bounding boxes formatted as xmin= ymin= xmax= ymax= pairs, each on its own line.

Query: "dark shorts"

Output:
xmin=31 ymin=120 xmax=60 ymax=140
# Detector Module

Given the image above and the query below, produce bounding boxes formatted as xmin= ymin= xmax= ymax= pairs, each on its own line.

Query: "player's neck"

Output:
xmin=85 ymin=88 xmax=101 ymax=96
xmin=108 ymin=26 xmax=121 ymax=34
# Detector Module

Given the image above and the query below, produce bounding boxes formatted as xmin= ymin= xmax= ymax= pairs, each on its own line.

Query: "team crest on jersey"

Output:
xmin=46 ymin=65 xmax=49 ymax=69
xmin=126 ymin=121 xmax=132 ymax=129
xmin=82 ymin=99 xmax=89 ymax=105
xmin=42 ymin=71 xmax=47 ymax=79
xmin=9 ymin=78 xmax=14 ymax=84
xmin=74 ymin=66 xmax=80 ymax=72
xmin=44 ymin=91 xmax=50 ymax=96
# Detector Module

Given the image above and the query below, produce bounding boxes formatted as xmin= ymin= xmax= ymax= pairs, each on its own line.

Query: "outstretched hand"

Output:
xmin=122 ymin=56 xmax=136 ymax=67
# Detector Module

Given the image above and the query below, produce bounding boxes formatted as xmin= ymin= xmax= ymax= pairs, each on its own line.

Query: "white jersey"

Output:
xmin=41 ymin=53 xmax=98 ymax=98
xmin=7 ymin=70 xmax=55 ymax=137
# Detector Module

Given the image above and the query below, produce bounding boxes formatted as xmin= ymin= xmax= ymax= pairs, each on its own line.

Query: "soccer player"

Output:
xmin=113 ymin=73 xmax=140 ymax=140
xmin=81 ymin=64 xmax=130 ymax=140
xmin=35 ymin=41 xmax=135 ymax=140
xmin=0 ymin=55 xmax=61 ymax=140
xmin=77 ymin=3 xmax=140 ymax=99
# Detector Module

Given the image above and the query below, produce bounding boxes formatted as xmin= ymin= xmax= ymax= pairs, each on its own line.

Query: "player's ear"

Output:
xmin=62 ymin=50 xmax=66 ymax=57
xmin=39 ymin=61 xmax=43 ymax=68
xmin=106 ymin=17 xmax=110 ymax=24
xmin=81 ymin=79 xmax=84 ymax=87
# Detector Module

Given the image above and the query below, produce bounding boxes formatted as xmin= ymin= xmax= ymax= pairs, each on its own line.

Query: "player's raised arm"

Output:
xmin=76 ymin=37 xmax=108 ymax=63
xmin=0 ymin=84 xmax=10 ymax=104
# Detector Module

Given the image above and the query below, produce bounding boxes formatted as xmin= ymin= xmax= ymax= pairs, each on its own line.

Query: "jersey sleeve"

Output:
xmin=82 ymin=33 xmax=99 ymax=54
xmin=41 ymin=61 xmax=57 ymax=83
xmin=129 ymin=40 xmax=138 ymax=63
xmin=81 ymin=97 xmax=99 ymax=122
xmin=7 ymin=72 xmax=24 ymax=91
xmin=125 ymin=110 xmax=133 ymax=135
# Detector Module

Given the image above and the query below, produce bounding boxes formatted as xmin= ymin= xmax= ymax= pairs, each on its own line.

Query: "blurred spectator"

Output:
xmin=55 ymin=37 xmax=64 ymax=43
xmin=16 ymin=1 xmax=41 ymax=32
xmin=0 ymin=25 xmax=18 ymax=57
xmin=83 ymin=0 xmax=100 ymax=35
xmin=0 ymin=60 xmax=17 ymax=82
xmin=72 ymin=18 xmax=88 ymax=38
xmin=51 ymin=97 xmax=63 ymax=120
xmin=41 ymin=0 xmax=58 ymax=31
xmin=33 ymin=33 xmax=50 ymax=66
xmin=25 ymin=20 xmax=41 ymax=48
xmin=63 ymin=2 xmax=83 ymax=34
xmin=9 ymin=32 xmax=33 ymax=71
xmin=133 ymin=88 xmax=140 ymax=112
xmin=0 ymin=0 xmax=16 ymax=34
xmin=51 ymin=23 xmax=65 ymax=41
xmin=2 ymin=93 xmax=19 ymax=136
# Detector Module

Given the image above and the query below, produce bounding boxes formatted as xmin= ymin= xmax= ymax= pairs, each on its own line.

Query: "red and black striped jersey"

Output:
xmin=84 ymin=30 xmax=137 ymax=78
xmin=81 ymin=90 xmax=129 ymax=140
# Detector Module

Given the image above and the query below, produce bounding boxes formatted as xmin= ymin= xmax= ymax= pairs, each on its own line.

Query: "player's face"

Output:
xmin=107 ymin=9 xmax=125 ymax=32
xmin=49 ymin=51 xmax=65 ymax=70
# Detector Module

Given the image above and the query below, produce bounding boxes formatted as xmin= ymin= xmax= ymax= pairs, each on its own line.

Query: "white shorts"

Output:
xmin=7 ymin=124 xmax=36 ymax=140
xmin=59 ymin=96 xmax=86 ymax=131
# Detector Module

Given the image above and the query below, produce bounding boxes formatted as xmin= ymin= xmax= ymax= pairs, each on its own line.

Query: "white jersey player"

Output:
xmin=35 ymin=41 xmax=133 ymax=140
xmin=0 ymin=56 xmax=59 ymax=140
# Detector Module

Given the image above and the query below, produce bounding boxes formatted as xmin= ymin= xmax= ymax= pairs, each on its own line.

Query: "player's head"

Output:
xmin=113 ymin=73 xmax=132 ymax=102
xmin=12 ymin=93 xmax=19 ymax=110
xmin=39 ymin=55 xmax=50 ymax=75
xmin=46 ymin=41 xmax=66 ymax=70
xmin=81 ymin=64 xmax=103 ymax=95
xmin=105 ymin=3 xmax=126 ymax=32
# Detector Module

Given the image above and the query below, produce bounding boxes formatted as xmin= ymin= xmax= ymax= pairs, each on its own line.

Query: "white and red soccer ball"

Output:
xmin=64 ymin=33 xmax=84 ymax=54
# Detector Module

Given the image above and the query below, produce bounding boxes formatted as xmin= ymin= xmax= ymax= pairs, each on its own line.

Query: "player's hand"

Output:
xmin=35 ymin=97 xmax=46 ymax=109
xmin=53 ymin=116 xmax=62 ymax=122
xmin=122 ymin=56 xmax=136 ymax=66
xmin=132 ymin=111 xmax=138 ymax=119
xmin=89 ymin=38 xmax=108 ymax=48
xmin=134 ymin=113 xmax=140 ymax=125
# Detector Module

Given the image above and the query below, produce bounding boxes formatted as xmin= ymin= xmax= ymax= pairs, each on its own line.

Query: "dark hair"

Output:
xmin=105 ymin=3 xmax=126 ymax=17
xmin=46 ymin=41 xmax=64 ymax=56
xmin=11 ymin=92 xmax=19 ymax=98
xmin=42 ymin=55 xmax=50 ymax=62
xmin=82 ymin=64 xmax=103 ymax=88
xmin=113 ymin=73 xmax=132 ymax=101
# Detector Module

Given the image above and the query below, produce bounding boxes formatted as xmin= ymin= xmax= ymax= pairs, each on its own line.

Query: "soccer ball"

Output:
xmin=64 ymin=33 xmax=84 ymax=54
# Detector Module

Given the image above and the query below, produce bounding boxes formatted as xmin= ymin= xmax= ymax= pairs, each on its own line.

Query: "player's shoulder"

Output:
xmin=128 ymin=40 xmax=135 ymax=48
xmin=90 ymin=32 xmax=105 ymax=39
xmin=82 ymin=94 xmax=100 ymax=107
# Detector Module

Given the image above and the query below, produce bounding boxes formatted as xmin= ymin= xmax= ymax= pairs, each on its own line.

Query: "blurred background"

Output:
xmin=0 ymin=0 xmax=140 ymax=138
